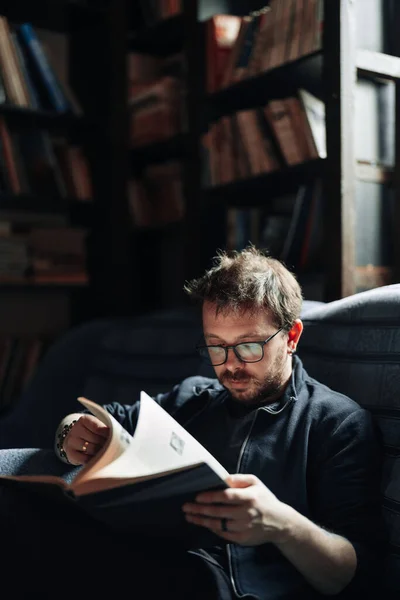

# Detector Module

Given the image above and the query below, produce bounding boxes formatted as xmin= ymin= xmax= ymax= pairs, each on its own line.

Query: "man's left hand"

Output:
xmin=182 ymin=474 xmax=292 ymax=546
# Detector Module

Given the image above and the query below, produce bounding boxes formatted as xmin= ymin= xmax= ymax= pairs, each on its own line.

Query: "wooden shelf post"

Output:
xmin=323 ymin=0 xmax=357 ymax=300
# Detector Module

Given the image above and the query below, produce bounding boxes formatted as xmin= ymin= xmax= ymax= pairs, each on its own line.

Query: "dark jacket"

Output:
xmin=104 ymin=356 xmax=384 ymax=599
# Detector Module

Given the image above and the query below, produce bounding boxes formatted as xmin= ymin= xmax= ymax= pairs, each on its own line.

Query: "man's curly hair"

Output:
xmin=184 ymin=246 xmax=303 ymax=331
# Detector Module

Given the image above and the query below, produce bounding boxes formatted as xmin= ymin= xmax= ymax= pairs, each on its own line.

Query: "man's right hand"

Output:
xmin=64 ymin=415 xmax=110 ymax=465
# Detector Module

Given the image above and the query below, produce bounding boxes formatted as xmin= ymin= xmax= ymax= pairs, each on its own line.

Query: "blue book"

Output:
xmin=17 ymin=23 xmax=69 ymax=113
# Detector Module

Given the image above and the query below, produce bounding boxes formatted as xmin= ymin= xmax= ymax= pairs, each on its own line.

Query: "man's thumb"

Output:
xmin=226 ymin=473 xmax=258 ymax=488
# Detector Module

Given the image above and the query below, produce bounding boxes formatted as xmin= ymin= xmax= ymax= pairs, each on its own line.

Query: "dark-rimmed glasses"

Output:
xmin=196 ymin=328 xmax=283 ymax=366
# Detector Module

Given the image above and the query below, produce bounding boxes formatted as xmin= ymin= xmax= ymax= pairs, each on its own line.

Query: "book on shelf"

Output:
xmin=244 ymin=12 xmax=271 ymax=79
xmin=139 ymin=0 xmax=182 ymax=25
xmin=53 ymin=140 xmax=93 ymax=201
xmin=0 ymin=16 xmax=81 ymax=115
xmin=15 ymin=129 xmax=67 ymax=200
xmin=264 ymin=89 xmax=326 ymax=166
xmin=280 ymin=181 xmax=321 ymax=271
xmin=129 ymin=76 xmax=185 ymax=147
xmin=0 ymin=227 xmax=87 ymax=283
xmin=227 ymin=207 xmax=262 ymax=253
xmin=129 ymin=161 xmax=184 ymax=228
xmin=0 ymin=17 xmax=30 ymax=108
xmin=298 ymin=89 xmax=326 ymax=159
xmin=216 ymin=1 xmax=324 ymax=87
xmin=235 ymin=109 xmax=281 ymax=176
xmin=16 ymin=23 xmax=70 ymax=113
xmin=0 ymin=117 xmax=22 ymax=194
xmin=205 ymin=14 xmax=242 ymax=94
xmin=203 ymin=88 xmax=324 ymax=187
xmin=224 ymin=15 xmax=262 ymax=86
xmin=0 ymin=234 xmax=30 ymax=279
xmin=226 ymin=180 xmax=323 ymax=275
xmin=10 ymin=31 xmax=41 ymax=110
xmin=128 ymin=51 xmax=185 ymax=97
xmin=0 ymin=392 xmax=228 ymax=540
xmin=35 ymin=29 xmax=83 ymax=117
xmin=0 ymin=119 xmax=92 ymax=202
xmin=28 ymin=227 xmax=88 ymax=281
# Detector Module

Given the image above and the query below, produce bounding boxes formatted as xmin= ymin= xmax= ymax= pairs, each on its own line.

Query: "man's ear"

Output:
xmin=287 ymin=319 xmax=303 ymax=354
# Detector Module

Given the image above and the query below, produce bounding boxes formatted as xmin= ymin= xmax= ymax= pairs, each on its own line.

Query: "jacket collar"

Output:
xmin=193 ymin=354 xmax=304 ymax=410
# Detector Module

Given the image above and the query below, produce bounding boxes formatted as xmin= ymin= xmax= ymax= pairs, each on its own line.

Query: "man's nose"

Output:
xmin=224 ymin=347 xmax=243 ymax=368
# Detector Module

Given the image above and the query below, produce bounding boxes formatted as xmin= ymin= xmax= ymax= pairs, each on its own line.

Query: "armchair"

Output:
xmin=299 ymin=284 xmax=400 ymax=597
xmin=0 ymin=285 xmax=398 ymax=595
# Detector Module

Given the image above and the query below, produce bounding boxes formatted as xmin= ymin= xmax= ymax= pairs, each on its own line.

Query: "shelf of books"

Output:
xmin=0 ymin=15 xmax=93 ymax=214
xmin=128 ymin=9 xmax=187 ymax=230
xmin=201 ymin=7 xmax=326 ymax=204
xmin=205 ymin=4 xmax=323 ymax=96
xmin=202 ymin=83 xmax=326 ymax=195
xmin=0 ymin=13 xmax=93 ymax=288
xmin=0 ymin=224 xmax=88 ymax=288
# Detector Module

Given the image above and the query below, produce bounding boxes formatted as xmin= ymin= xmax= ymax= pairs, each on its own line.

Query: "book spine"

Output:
xmin=314 ymin=0 xmax=324 ymax=51
xmin=0 ymin=17 xmax=29 ymax=107
xmin=264 ymin=100 xmax=304 ymax=166
xmin=287 ymin=0 xmax=304 ymax=62
xmin=0 ymin=118 xmax=21 ymax=193
xmin=11 ymin=32 xmax=40 ymax=110
xmin=17 ymin=24 xmax=69 ymax=113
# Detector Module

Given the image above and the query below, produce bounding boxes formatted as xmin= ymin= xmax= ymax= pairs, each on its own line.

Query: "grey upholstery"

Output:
xmin=0 ymin=307 xmax=213 ymax=450
xmin=298 ymin=284 xmax=400 ymax=595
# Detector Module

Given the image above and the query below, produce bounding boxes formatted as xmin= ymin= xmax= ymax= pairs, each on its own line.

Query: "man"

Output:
xmin=53 ymin=247 xmax=384 ymax=599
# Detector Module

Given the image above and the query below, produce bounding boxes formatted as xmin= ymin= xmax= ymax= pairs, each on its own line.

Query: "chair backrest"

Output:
xmin=0 ymin=306 xmax=213 ymax=450
xmin=298 ymin=284 xmax=400 ymax=594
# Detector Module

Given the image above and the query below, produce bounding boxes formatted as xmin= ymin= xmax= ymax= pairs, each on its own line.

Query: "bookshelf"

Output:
xmin=0 ymin=1 xmax=100 ymax=407
xmin=2 ymin=0 xmax=397 ymax=325
xmin=197 ymin=0 xmax=400 ymax=301
xmin=84 ymin=0 xmax=400 ymax=310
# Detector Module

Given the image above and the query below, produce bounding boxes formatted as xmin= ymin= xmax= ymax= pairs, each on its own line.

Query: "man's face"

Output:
xmin=202 ymin=301 xmax=300 ymax=405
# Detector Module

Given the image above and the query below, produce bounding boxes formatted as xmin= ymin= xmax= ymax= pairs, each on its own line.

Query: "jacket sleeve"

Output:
xmin=309 ymin=408 xmax=386 ymax=595
xmin=97 ymin=383 xmax=182 ymax=436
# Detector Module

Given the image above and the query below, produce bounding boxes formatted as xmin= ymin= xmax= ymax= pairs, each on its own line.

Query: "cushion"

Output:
xmin=298 ymin=284 xmax=400 ymax=593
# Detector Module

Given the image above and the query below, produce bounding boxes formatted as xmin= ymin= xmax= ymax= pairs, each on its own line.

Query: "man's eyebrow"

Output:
xmin=204 ymin=332 xmax=265 ymax=343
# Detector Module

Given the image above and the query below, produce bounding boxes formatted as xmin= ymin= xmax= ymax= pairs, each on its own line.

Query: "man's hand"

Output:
xmin=182 ymin=473 xmax=292 ymax=546
xmin=64 ymin=415 xmax=110 ymax=465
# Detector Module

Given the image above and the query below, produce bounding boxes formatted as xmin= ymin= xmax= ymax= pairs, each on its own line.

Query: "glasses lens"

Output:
xmin=235 ymin=342 xmax=263 ymax=362
xmin=207 ymin=346 xmax=226 ymax=365
xmin=197 ymin=345 xmax=226 ymax=365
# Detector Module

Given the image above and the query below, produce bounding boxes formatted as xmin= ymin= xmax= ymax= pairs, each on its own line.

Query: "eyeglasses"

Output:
xmin=196 ymin=328 xmax=283 ymax=366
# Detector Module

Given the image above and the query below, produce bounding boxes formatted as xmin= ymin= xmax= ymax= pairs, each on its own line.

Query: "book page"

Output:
xmin=78 ymin=391 xmax=228 ymax=485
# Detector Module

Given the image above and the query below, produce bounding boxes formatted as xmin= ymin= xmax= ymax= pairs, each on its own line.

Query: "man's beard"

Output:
xmin=219 ymin=348 xmax=288 ymax=406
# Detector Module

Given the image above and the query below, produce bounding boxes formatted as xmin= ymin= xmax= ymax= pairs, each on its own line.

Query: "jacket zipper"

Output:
xmin=226 ymin=397 xmax=295 ymax=598
xmin=227 ymin=409 xmax=259 ymax=598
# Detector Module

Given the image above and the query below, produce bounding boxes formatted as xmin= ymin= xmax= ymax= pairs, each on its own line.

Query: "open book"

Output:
xmin=0 ymin=392 xmax=229 ymax=542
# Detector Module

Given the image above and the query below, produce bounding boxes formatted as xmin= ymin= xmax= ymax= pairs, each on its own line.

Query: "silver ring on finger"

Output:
xmin=81 ymin=440 xmax=89 ymax=453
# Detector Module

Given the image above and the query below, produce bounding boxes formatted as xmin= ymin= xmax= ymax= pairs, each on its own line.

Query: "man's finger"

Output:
xmin=226 ymin=474 xmax=259 ymax=488
xmin=80 ymin=415 xmax=110 ymax=438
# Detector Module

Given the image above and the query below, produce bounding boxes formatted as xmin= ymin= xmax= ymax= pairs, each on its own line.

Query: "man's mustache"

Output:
xmin=222 ymin=371 xmax=250 ymax=383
